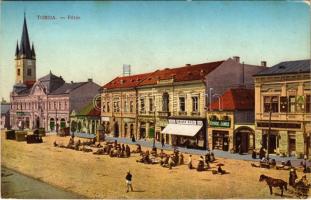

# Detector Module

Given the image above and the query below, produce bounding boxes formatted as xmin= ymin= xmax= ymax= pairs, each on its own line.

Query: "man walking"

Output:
xmin=125 ymin=170 xmax=133 ymax=192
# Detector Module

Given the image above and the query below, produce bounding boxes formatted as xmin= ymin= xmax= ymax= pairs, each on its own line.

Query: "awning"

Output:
xmin=161 ymin=124 xmax=202 ymax=137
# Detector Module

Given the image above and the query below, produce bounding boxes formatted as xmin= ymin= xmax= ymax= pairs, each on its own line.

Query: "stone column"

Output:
xmin=296 ymin=131 xmax=304 ymax=158
xmin=278 ymin=130 xmax=288 ymax=156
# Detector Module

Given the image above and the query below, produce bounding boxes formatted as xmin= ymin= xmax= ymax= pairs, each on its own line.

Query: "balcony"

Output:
xmin=178 ymin=111 xmax=187 ymax=116
xmin=191 ymin=111 xmax=201 ymax=117
xmin=158 ymin=111 xmax=171 ymax=117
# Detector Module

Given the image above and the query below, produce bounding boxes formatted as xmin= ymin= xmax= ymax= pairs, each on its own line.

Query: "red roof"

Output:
xmin=138 ymin=61 xmax=224 ymax=86
xmin=87 ymin=107 xmax=101 ymax=116
xmin=103 ymin=72 xmax=153 ymax=89
xmin=102 ymin=61 xmax=224 ymax=89
xmin=25 ymin=80 xmax=36 ymax=88
xmin=210 ymin=88 xmax=254 ymax=111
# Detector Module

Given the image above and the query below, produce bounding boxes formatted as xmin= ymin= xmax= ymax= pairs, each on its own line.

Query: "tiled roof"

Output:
xmin=138 ymin=61 xmax=224 ymax=86
xmin=254 ymin=59 xmax=310 ymax=76
xmin=50 ymin=82 xmax=87 ymax=95
xmin=103 ymin=72 xmax=153 ymax=89
xmin=210 ymin=88 xmax=254 ymax=111
xmin=103 ymin=61 xmax=224 ymax=89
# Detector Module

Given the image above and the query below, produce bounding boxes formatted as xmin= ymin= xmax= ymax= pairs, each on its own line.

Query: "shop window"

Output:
xmin=192 ymin=96 xmax=199 ymax=112
xmin=289 ymin=96 xmax=296 ymax=112
xmin=162 ymin=93 xmax=169 ymax=112
xmin=306 ymin=95 xmax=311 ymax=113
xmin=179 ymin=97 xmax=185 ymax=112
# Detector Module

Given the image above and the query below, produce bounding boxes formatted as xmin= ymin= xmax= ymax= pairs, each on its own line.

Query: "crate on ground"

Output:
xmin=15 ymin=131 xmax=27 ymax=141
xmin=5 ymin=130 xmax=16 ymax=140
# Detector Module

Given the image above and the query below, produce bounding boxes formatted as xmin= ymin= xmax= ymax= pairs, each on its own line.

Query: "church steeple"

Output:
xmin=14 ymin=13 xmax=36 ymax=86
xmin=18 ymin=13 xmax=33 ymax=59
xmin=15 ymin=41 xmax=19 ymax=57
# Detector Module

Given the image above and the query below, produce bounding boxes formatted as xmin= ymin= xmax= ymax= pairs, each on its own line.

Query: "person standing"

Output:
xmin=161 ymin=137 xmax=165 ymax=148
xmin=188 ymin=154 xmax=193 ymax=169
xmin=125 ymin=171 xmax=133 ymax=192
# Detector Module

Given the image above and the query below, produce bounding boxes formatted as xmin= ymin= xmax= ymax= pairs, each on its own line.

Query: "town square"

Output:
xmin=0 ymin=1 xmax=310 ymax=199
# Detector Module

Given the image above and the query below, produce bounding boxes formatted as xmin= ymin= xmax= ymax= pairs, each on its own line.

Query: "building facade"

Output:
xmin=101 ymin=57 xmax=265 ymax=150
xmin=254 ymin=59 xmax=311 ymax=158
xmin=208 ymin=88 xmax=255 ymax=153
xmin=10 ymin=15 xmax=100 ymax=132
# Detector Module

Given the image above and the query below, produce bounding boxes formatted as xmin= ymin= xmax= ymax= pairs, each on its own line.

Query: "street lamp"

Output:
xmin=266 ymin=97 xmax=273 ymax=160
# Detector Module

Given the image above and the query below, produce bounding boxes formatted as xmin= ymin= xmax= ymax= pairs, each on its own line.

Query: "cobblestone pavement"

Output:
xmin=105 ymin=135 xmax=308 ymax=167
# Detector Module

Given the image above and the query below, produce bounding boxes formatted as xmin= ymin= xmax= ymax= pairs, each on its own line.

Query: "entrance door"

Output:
xmin=289 ymin=134 xmax=296 ymax=156
xmin=262 ymin=134 xmax=277 ymax=154
xmin=235 ymin=132 xmax=249 ymax=153
xmin=36 ymin=117 xmax=40 ymax=128
xmin=223 ymin=137 xmax=229 ymax=151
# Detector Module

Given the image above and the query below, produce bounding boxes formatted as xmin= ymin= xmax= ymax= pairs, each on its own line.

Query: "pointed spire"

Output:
xmin=15 ymin=40 xmax=19 ymax=57
xmin=19 ymin=12 xmax=32 ymax=58
xmin=31 ymin=42 xmax=36 ymax=57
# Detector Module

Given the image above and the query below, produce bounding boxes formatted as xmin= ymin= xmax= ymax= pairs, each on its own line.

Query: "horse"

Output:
xmin=259 ymin=174 xmax=287 ymax=196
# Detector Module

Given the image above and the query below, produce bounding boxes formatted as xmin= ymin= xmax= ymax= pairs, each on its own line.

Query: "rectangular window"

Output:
xmin=306 ymin=95 xmax=311 ymax=113
xmin=289 ymin=96 xmax=296 ymax=113
xmin=116 ymin=101 xmax=120 ymax=112
xmin=140 ymin=98 xmax=145 ymax=112
xmin=113 ymin=102 xmax=117 ymax=112
xmin=124 ymin=101 xmax=128 ymax=113
xmin=130 ymin=101 xmax=134 ymax=113
xmin=102 ymin=103 xmax=106 ymax=112
xmin=17 ymin=68 xmax=20 ymax=76
xmin=280 ymin=96 xmax=288 ymax=112
xmin=107 ymin=102 xmax=110 ymax=112
xmin=179 ymin=97 xmax=185 ymax=112
xmin=149 ymin=98 xmax=154 ymax=112
xmin=27 ymin=68 xmax=32 ymax=76
xmin=264 ymin=96 xmax=279 ymax=113
xmin=192 ymin=96 xmax=198 ymax=112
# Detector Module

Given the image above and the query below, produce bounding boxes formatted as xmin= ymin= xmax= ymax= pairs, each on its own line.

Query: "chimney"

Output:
xmin=88 ymin=78 xmax=93 ymax=82
xmin=233 ymin=56 xmax=240 ymax=63
xmin=261 ymin=61 xmax=267 ymax=67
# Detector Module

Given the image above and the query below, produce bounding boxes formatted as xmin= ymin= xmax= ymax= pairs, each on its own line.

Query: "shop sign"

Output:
xmin=101 ymin=116 xmax=110 ymax=122
xmin=16 ymin=112 xmax=27 ymax=116
xmin=168 ymin=119 xmax=203 ymax=126
xmin=209 ymin=120 xmax=230 ymax=128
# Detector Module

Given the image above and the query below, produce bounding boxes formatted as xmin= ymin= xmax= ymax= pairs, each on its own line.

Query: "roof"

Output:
xmin=76 ymin=102 xmax=101 ymax=116
xmin=102 ymin=60 xmax=224 ymax=89
xmin=210 ymin=88 xmax=254 ymax=111
xmin=138 ymin=61 xmax=224 ymax=86
xmin=103 ymin=72 xmax=153 ymax=89
xmin=50 ymin=82 xmax=87 ymax=95
xmin=38 ymin=72 xmax=65 ymax=93
xmin=254 ymin=59 xmax=310 ymax=76
xmin=16 ymin=15 xmax=35 ymax=59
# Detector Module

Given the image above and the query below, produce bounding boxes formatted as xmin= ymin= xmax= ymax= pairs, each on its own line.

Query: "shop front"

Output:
xmin=212 ymin=130 xmax=229 ymax=151
xmin=161 ymin=117 xmax=207 ymax=150
xmin=209 ymin=118 xmax=232 ymax=151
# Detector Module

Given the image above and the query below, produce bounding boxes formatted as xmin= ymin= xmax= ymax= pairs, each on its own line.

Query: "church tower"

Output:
xmin=15 ymin=13 xmax=36 ymax=86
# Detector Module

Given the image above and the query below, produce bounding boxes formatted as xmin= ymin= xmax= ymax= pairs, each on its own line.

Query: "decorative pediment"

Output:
xmin=30 ymin=82 xmax=46 ymax=95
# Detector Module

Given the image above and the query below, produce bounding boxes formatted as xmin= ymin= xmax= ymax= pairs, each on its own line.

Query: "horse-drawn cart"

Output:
xmin=293 ymin=181 xmax=310 ymax=199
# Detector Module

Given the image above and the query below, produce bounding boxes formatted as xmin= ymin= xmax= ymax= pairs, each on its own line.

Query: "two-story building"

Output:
xmin=254 ymin=59 xmax=311 ymax=158
xmin=101 ymin=57 xmax=265 ymax=150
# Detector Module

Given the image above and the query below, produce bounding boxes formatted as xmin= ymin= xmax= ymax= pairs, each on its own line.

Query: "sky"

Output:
xmin=0 ymin=1 xmax=310 ymax=101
